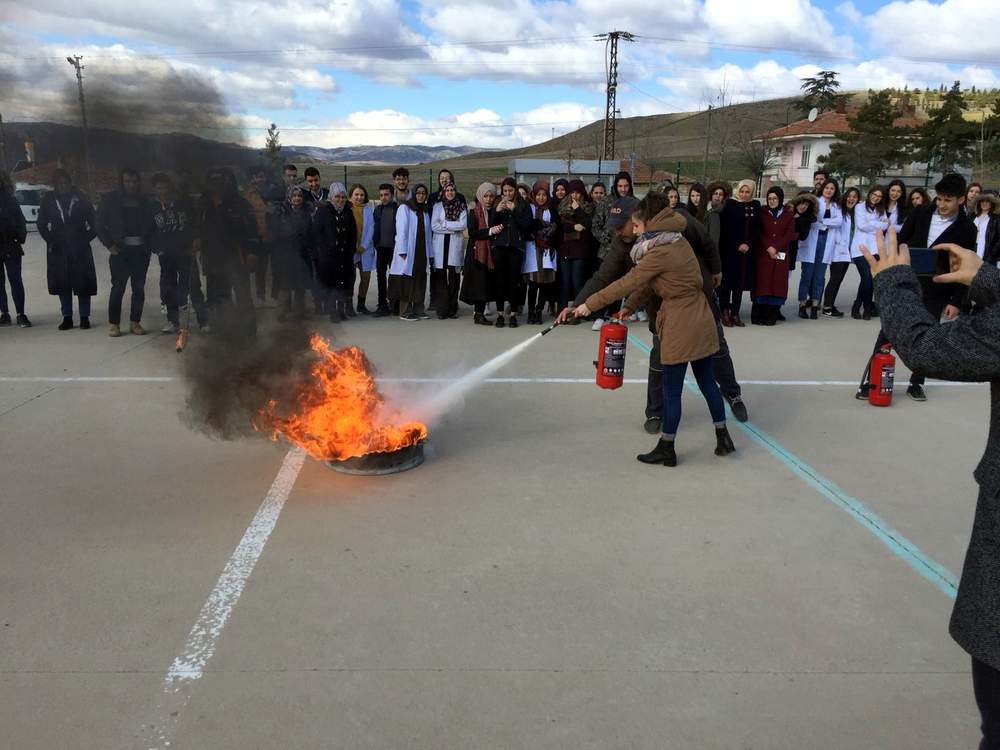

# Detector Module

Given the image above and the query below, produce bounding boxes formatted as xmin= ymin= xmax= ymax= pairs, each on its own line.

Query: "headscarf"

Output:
xmin=531 ymin=179 xmax=550 ymax=210
xmin=473 ymin=182 xmax=496 ymax=270
xmin=286 ymin=185 xmax=304 ymax=203
xmin=613 ymin=171 xmax=634 ymax=197
xmin=552 ymin=178 xmax=570 ymax=200
xmin=766 ymin=186 xmax=784 ymax=217
xmin=736 ymin=179 xmax=756 ymax=202
xmin=567 ymin=179 xmax=587 ymax=199
xmin=328 ymin=182 xmax=347 ymax=199
xmin=406 ymin=183 xmax=429 ymax=214
xmin=440 ymin=182 xmax=465 ymax=221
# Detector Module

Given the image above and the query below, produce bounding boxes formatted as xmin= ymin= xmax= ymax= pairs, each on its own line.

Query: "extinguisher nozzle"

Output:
xmin=540 ymin=321 xmax=561 ymax=336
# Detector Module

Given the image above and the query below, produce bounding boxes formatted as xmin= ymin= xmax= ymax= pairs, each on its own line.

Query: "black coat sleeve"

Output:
xmin=874 ymin=264 xmax=1000 ymax=382
xmin=575 ymin=235 xmax=629 ymax=306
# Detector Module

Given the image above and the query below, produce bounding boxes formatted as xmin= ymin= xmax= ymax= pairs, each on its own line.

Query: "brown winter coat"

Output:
xmin=584 ymin=209 xmax=718 ymax=365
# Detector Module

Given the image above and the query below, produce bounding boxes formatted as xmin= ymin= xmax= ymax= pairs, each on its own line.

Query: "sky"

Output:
xmin=2 ymin=0 xmax=999 ymax=151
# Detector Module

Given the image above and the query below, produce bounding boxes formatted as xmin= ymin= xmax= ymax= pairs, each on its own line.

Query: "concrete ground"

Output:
xmin=0 ymin=231 xmax=988 ymax=749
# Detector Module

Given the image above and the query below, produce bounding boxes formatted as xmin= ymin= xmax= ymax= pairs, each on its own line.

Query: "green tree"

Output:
xmin=263 ymin=123 xmax=282 ymax=165
xmin=819 ymin=90 xmax=910 ymax=186
xmin=983 ymin=96 xmax=1000 ymax=169
xmin=912 ymin=81 xmax=977 ymax=174
xmin=799 ymin=70 xmax=841 ymax=114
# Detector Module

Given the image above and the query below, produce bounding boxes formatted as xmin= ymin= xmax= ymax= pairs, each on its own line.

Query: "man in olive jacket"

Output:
xmin=863 ymin=232 xmax=1000 ymax=748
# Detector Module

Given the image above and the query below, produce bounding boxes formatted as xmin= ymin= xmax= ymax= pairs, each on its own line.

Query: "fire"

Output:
xmin=255 ymin=334 xmax=427 ymax=461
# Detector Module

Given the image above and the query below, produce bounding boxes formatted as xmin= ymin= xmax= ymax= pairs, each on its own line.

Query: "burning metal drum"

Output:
xmin=326 ymin=442 xmax=425 ymax=475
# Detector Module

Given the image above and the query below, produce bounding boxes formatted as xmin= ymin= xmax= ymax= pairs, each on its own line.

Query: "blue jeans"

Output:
xmin=662 ymin=356 xmax=727 ymax=438
xmin=59 ymin=293 xmax=92 ymax=318
xmin=0 ymin=253 xmax=25 ymax=315
xmin=798 ymin=261 xmax=827 ymax=303
xmin=559 ymin=258 xmax=588 ymax=309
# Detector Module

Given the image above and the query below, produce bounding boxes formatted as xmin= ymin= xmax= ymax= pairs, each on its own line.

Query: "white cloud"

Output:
xmin=703 ymin=0 xmax=852 ymax=56
xmin=868 ymin=0 xmax=1000 ymax=61
xmin=837 ymin=1 xmax=863 ymax=25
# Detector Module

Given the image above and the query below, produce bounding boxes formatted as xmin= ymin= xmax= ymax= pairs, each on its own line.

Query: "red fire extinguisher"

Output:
xmin=595 ymin=321 xmax=628 ymax=390
xmin=868 ymin=344 xmax=896 ymax=407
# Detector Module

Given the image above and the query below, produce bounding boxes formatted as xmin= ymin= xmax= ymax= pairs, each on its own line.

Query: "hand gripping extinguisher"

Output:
xmin=594 ymin=321 xmax=628 ymax=389
xmin=868 ymin=344 xmax=896 ymax=407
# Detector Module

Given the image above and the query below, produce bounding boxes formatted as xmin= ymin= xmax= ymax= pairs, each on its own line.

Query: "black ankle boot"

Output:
xmin=58 ymin=316 xmax=74 ymax=330
xmin=714 ymin=427 xmax=736 ymax=456
xmin=637 ymin=438 xmax=677 ymax=466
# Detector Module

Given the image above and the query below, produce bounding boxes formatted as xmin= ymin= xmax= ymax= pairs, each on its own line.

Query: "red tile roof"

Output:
xmin=762 ymin=110 xmax=921 ymax=139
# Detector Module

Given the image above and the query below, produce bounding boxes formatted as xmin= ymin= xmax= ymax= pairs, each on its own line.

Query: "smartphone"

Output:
xmin=907 ymin=247 xmax=940 ymax=276
xmin=777 ymin=252 xmax=787 ymax=261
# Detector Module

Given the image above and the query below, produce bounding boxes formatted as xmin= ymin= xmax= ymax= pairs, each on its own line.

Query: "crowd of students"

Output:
xmin=1 ymin=164 xmax=997 ymax=354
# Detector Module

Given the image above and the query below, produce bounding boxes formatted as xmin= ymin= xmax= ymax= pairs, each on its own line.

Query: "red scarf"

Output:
xmin=474 ymin=202 xmax=493 ymax=270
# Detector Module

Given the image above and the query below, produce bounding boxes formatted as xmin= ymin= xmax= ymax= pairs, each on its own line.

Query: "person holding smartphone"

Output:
xmin=861 ymin=231 xmax=1000 ymax=750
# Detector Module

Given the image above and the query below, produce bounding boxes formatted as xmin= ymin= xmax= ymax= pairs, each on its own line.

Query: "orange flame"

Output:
xmin=255 ymin=334 xmax=427 ymax=461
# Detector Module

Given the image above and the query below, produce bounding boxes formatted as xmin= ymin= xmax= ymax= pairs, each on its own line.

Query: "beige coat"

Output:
xmin=585 ymin=215 xmax=719 ymax=365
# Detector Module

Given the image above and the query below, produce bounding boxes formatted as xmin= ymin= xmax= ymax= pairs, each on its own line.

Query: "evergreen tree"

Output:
xmin=983 ymin=96 xmax=1000 ymax=169
xmin=263 ymin=123 xmax=282 ymax=165
xmin=799 ymin=71 xmax=841 ymax=114
xmin=912 ymin=81 xmax=977 ymax=173
xmin=820 ymin=90 xmax=910 ymax=186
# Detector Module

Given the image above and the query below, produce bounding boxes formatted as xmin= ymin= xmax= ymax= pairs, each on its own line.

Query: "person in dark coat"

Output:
xmin=717 ymin=179 xmax=761 ymax=327
xmin=0 ymin=171 xmax=30 ymax=327
xmin=491 ymin=176 xmax=532 ymax=328
xmin=428 ymin=169 xmax=466 ymax=207
xmin=753 ymin=186 xmax=797 ymax=326
xmin=372 ymin=183 xmax=398 ymax=317
xmin=196 ymin=168 xmax=257 ymax=337
xmin=36 ymin=169 xmax=98 ymax=330
xmin=96 ymin=167 xmax=156 ymax=336
xmin=312 ymin=182 xmax=358 ymax=323
xmin=973 ymin=192 xmax=1000 ymax=266
xmin=862 ymin=232 xmax=1000 ymax=750
xmin=460 ymin=182 xmax=498 ymax=326
xmin=268 ymin=185 xmax=313 ymax=320
xmin=150 ymin=173 xmax=207 ymax=333
xmin=859 ymin=173 xmax=978 ymax=402
xmin=556 ymin=178 xmax=595 ymax=317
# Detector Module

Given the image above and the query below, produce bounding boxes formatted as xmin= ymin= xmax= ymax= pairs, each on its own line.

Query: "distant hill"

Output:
xmin=283 ymin=144 xmax=481 ymax=165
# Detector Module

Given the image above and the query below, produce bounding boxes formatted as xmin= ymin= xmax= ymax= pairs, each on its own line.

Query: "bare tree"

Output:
xmin=734 ymin=130 xmax=779 ymax=189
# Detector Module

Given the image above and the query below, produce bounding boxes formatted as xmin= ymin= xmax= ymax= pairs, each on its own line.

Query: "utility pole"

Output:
xmin=702 ymin=104 xmax=712 ymax=182
xmin=0 ymin=113 xmax=7 ymax=175
xmin=595 ymin=31 xmax=634 ymax=161
xmin=66 ymin=55 xmax=92 ymax=195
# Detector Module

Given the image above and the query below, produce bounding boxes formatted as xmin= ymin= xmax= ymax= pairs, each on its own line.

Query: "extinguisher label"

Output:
xmin=879 ymin=365 xmax=895 ymax=394
xmin=603 ymin=337 xmax=626 ymax=376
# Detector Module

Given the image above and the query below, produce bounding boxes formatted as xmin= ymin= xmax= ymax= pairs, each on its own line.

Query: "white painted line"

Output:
xmin=0 ymin=375 xmax=985 ymax=386
xmin=141 ymin=447 xmax=306 ymax=749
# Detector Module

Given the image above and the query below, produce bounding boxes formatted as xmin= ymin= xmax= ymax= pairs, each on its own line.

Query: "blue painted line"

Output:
xmin=627 ymin=331 xmax=959 ymax=599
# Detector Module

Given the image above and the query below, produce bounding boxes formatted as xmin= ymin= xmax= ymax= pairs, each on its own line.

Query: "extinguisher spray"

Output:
xmin=868 ymin=344 xmax=896 ymax=407
xmin=594 ymin=321 xmax=628 ymax=390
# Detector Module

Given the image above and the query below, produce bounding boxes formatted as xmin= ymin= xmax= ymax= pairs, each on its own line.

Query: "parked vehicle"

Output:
xmin=14 ymin=183 xmax=51 ymax=226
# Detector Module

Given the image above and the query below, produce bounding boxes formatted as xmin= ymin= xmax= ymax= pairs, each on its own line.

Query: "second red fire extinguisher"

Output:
xmin=868 ymin=344 xmax=896 ymax=407
xmin=595 ymin=321 xmax=628 ymax=390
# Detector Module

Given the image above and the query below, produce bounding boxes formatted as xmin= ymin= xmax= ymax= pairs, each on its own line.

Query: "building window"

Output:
xmin=800 ymin=144 xmax=812 ymax=168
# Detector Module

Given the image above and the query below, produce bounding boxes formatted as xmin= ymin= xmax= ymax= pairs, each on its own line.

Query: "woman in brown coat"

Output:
xmin=573 ymin=194 xmax=734 ymax=466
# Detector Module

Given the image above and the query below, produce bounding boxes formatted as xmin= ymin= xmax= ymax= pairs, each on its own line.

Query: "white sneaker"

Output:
xmin=159 ymin=303 xmax=168 ymax=315
xmin=637 ymin=309 xmax=649 ymax=322
xmin=591 ymin=317 xmax=605 ymax=331
xmin=161 ymin=322 xmax=178 ymax=334
xmin=627 ymin=312 xmax=639 ymax=322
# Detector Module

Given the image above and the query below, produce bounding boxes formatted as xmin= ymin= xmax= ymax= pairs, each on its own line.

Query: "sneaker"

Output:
xmin=627 ymin=312 xmax=639 ymax=322
xmin=16 ymin=314 xmax=32 ymax=328
xmin=637 ymin=310 xmax=649 ymax=322
xmin=161 ymin=322 xmax=178 ymax=334
xmin=643 ymin=416 xmax=662 ymax=435
xmin=159 ymin=303 xmax=168 ymax=315
xmin=907 ymin=384 xmax=927 ymax=402
xmin=725 ymin=395 xmax=749 ymax=423
xmin=400 ymin=312 xmax=420 ymax=321
xmin=509 ymin=314 xmax=519 ymax=328
xmin=130 ymin=322 xmax=146 ymax=335
xmin=823 ymin=307 xmax=845 ymax=318
xmin=108 ymin=324 xmax=122 ymax=338
xmin=417 ymin=311 xmax=431 ymax=321
xmin=199 ymin=324 xmax=212 ymax=334
xmin=0 ymin=313 xmax=10 ymax=326
xmin=591 ymin=317 xmax=606 ymax=331
xmin=58 ymin=316 xmax=74 ymax=331
xmin=373 ymin=307 xmax=391 ymax=318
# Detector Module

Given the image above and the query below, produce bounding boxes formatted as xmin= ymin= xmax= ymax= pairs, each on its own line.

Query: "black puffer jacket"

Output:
xmin=0 ymin=192 xmax=27 ymax=259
